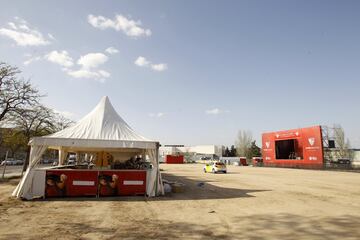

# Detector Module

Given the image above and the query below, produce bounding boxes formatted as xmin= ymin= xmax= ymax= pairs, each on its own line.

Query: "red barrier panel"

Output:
xmin=240 ymin=157 xmax=248 ymax=166
xmin=45 ymin=170 xmax=98 ymax=197
xmin=262 ymin=125 xmax=324 ymax=169
xmin=100 ymin=170 xmax=146 ymax=196
xmin=45 ymin=170 xmax=147 ymax=198
xmin=165 ymin=155 xmax=184 ymax=164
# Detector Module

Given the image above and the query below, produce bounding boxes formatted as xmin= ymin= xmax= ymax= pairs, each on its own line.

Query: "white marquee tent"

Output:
xmin=13 ymin=96 xmax=164 ymax=199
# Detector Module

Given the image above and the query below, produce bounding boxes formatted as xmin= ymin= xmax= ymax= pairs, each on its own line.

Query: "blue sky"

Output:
xmin=1 ymin=0 xmax=359 ymax=147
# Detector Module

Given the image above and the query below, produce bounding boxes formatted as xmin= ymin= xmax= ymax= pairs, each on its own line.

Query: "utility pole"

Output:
xmin=2 ymin=151 xmax=9 ymax=179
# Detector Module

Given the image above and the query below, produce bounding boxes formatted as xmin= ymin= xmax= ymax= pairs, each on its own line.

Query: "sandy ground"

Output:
xmin=0 ymin=164 xmax=360 ymax=240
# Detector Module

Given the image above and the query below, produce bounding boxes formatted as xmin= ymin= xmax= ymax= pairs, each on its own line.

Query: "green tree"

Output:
xmin=2 ymin=128 xmax=27 ymax=158
xmin=224 ymin=147 xmax=230 ymax=157
xmin=249 ymin=141 xmax=261 ymax=158
xmin=229 ymin=145 xmax=237 ymax=157
xmin=183 ymin=150 xmax=195 ymax=163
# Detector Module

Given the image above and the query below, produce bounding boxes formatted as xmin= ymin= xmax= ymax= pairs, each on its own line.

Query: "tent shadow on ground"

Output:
xmin=157 ymin=172 xmax=270 ymax=201
xmin=36 ymin=171 xmax=270 ymax=202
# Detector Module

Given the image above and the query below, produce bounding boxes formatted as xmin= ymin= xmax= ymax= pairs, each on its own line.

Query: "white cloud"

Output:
xmin=105 ymin=47 xmax=119 ymax=55
xmin=151 ymin=63 xmax=167 ymax=72
xmin=8 ymin=22 xmax=17 ymax=30
xmin=65 ymin=68 xmax=110 ymax=82
xmin=64 ymin=52 xmax=110 ymax=82
xmin=88 ymin=14 xmax=151 ymax=37
xmin=0 ymin=18 xmax=52 ymax=46
xmin=205 ymin=108 xmax=230 ymax=115
xmin=45 ymin=50 xmax=74 ymax=67
xmin=48 ymin=33 xmax=56 ymax=41
xmin=36 ymin=49 xmax=111 ymax=82
xmin=135 ymin=56 xmax=168 ymax=72
xmin=97 ymin=70 xmax=110 ymax=78
xmin=77 ymin=53 xmax=108 ymax=69
xmin=149 ymin=112 xmax=165 ymax=118
xmin=25 ymin=50 xmax=74 ymax=67
xmin=134 ymin=56 xmax=150 ymax=67
xmin=23 ymin=55 xmax=41 ymax=65
xmin=206 ymin=108 xmax=221 ymax=115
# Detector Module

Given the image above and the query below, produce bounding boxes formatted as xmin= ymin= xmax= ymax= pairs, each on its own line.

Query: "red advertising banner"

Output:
xmin=45 ymin=170 xmax=147 ymax=198
xmin=45 ymin=170 xmax=98 ymax=197
xmin=100 ymin=170 xmax=146 ymax=196
xmin=262 ymin=126 xmax=324 ymax=168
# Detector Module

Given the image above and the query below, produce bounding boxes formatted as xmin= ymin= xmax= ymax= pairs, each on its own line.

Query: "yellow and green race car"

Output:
xmin=203 ymin=162 xmax=227 ymax=173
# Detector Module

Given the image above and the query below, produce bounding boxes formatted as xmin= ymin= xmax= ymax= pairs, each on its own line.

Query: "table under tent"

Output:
xmin=12 ymin=96 xmax=164 ymax=200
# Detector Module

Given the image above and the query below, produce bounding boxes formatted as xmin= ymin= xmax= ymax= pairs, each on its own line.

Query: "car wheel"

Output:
xmin=223 ymin=171 xmax=227 ymax=174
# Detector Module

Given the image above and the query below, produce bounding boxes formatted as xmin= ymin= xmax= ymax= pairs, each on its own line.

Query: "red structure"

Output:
xmin=165 ymin=155 xmax=184 ymax=164
xmin=262 ymin=126 xmax=324 ymax=169
xmin=239 ymin=157 xmax=248 ymax=166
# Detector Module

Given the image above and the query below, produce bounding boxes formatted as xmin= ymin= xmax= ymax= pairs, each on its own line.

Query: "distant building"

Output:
xmin=159 ymin=144 xmax=224 ymax=160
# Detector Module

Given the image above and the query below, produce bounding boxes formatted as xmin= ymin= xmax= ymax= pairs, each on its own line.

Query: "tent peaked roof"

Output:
xmin=50 ymin=96 xmax=151 ymax=141
xmin=31 ymin=96 xmax=157 ymax=149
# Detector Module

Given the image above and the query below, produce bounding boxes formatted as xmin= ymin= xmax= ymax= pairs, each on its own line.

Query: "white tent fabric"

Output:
xmin=30 ymin=96 xmax=157 ymax=149
xmin=146 ymin=148 xmax=164 ymax=197
xmin=13 ymin=96 xmax=163 ymax=199
xmin=12 ymin=145 xmax=48 ymax=198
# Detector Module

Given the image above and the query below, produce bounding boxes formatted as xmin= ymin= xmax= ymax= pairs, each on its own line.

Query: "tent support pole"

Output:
xmin=58 ymin=147 xmax=63 ymax=166
xmin=155 ymin=143 xmax=159 ymax=196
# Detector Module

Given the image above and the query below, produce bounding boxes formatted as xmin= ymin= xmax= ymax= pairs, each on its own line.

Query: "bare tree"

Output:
xmin=8 ymin=105 xmax=55 ymax=171
xmin=0 ymin=62 xmax=42 ymax=122
xmin=235 ymin=130 xmax=253 ymax=159
xmin=2 ymin=105 xmax=74 ymax=169
xmin=333 ymin=124 xmax=354 ymax=160
xmin=11 ymin=105 xmax=55 ymax=143
xmin=50 ymin=113 xmax=74 ymax=132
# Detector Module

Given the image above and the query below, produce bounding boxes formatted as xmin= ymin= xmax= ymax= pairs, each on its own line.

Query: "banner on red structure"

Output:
xmin=45 ymin=170 xmax=98 ymax=197
xmin=45 ymin=170 xmax=146 ymax=198
xmin=262 ymin=125 xmax=323 ymax=168
xmin=99 ymin=171 xmax=146 ymax=196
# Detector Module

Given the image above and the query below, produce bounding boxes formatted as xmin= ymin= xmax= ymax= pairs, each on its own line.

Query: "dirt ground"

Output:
xmin=0 ymin=164 xmax=359 ymax=240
